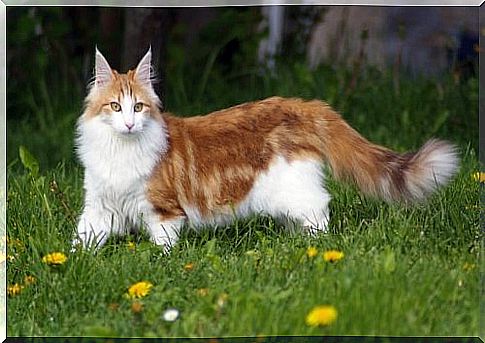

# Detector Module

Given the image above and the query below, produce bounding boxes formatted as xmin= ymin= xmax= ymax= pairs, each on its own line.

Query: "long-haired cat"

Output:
xmin=74 ymin=47 xmax=459 ymax=251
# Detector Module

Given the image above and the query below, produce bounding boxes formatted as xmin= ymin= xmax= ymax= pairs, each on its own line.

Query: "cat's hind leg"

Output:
xmin=143 ymin=213 xmax=185 ymax=252
xmin=277 ymin=195 xmax=331 ymax=236
xmin=250 ymin=156 xmax=331 ymax=236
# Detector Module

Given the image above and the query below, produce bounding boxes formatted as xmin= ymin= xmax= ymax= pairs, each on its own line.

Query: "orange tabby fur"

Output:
xmin=144 ymin=97 xmax=451 ymax=223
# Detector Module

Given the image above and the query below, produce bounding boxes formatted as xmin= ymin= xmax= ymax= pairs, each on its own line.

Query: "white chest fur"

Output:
xmin=76 ymin=116 xmax=166 ymax=188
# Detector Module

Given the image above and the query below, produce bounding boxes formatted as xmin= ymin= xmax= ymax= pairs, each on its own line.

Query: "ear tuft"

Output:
xmin=135 ymin=47 xmax=153 ymax=87
xmin=95 ymin=47 xmax=113 ymax=88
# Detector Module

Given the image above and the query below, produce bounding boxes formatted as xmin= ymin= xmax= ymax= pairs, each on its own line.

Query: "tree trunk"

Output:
xmin=122 ymin=8 xmax=173 ymax=107
xmin=99 ymin=8 xmax=123 ymax=70
xmin=258 ymin=6 xmax=285 ymax=71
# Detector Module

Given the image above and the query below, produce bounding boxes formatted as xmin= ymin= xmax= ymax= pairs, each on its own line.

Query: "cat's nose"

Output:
xmin=125 ymin=122 xmax=134 ymax=130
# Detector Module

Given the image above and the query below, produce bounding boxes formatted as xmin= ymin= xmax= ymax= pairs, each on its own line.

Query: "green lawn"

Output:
xmin=6 ymin=64 xmax=480 ymax=337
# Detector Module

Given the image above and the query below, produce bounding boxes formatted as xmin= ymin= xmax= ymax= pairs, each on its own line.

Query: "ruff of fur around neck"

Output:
xmin=75 ymin=115 xmax=168 ymax=186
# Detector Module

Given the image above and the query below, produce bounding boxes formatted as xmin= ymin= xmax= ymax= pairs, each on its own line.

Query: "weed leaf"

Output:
xmin=19 ymin=145 xmax=39 ymax=178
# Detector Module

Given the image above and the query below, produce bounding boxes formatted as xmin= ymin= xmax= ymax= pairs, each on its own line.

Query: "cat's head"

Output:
xmin=82 ymin=47 xmax=162 ymax=136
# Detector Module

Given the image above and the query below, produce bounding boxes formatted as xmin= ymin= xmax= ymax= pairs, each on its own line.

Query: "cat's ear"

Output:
xmin=135 ymin=46 xmax=153 ymax=87
xmin=95 ymin=47 xmax=113 ymax=88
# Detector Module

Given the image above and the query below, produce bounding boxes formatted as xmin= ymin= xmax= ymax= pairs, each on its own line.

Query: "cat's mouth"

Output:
xmin=122 ymin=125 xmax=138 ymax=135
xmin=115 ymin=127 xmax=139 ymax=137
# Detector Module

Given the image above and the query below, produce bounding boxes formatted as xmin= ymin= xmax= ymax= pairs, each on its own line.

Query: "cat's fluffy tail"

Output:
xmin=321 ymin=116 xmax=459 ymax=202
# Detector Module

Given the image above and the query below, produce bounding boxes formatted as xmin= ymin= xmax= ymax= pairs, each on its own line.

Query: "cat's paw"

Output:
xmin=151 ymin=236 xmax=176 ymax=254
xmin=71 ymin=231 xmax=108 ymax=253
xmin=302 ymin=216 xmax=329 ymax=236
xmin=70 ymin=238 xmax=83 ymax=253
xmin=303 ymin=225 xmax=329 ymax=236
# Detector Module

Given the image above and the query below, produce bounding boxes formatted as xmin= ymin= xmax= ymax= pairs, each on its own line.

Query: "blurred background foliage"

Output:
xmin=6 ymin=6 xmax=479 ymax=170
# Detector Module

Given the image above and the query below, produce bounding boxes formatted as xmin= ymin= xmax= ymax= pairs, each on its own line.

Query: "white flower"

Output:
xmin=162 ymin=308 xmax=180 ymax=322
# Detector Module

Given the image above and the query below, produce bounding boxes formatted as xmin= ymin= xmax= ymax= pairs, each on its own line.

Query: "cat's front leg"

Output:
xmin=144 ymin=214 xmax=185 ymax=252
xmin=72 ymin=207 xmax=115 ymax=251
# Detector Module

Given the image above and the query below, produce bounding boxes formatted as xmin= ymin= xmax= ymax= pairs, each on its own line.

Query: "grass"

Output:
xmin=6 ymin=62 xmax=481 ymax=337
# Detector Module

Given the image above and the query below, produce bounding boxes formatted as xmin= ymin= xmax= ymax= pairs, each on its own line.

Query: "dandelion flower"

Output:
xmin=162 ymin=308 xmax=179 ymax=322
xmin=216 ymin=293 xmax=229 ymax=308
xmin=127 ymin=241 xmax=136 ymax=251
xmin=7 ymin=237 xmax=23 ymax=249
xmin=7 ymin=283 xmax=24 ymax=297
xmin=306 ymin=246 xmax=318 ymax=258
xmin=131 ymin=301 xmax=143 ymax=313
xmin=305 ymin=305 xmax=338 ymax=326
xmin=108 ymin=303 xmax=119 ymax=311
xmin=8 ymin=238 xmax=25 ymax=254
xmin=323 ymin=250 xmax=344 ymax=263
xmin=24 ymin=275 xmax=36 ymax=285
xmin=127 ymin=281 xmax=153 ymax=299
xmin=472 ymin=172 xmax=485 ymax=182
xmin=463 ymin=263 xmax=476 ymax=272
xmin=42 ymin=252 xmax=67 ymax=265
xmin=196 ymin=288 xmax=209 ymax=297
xmin=184 ymin=262 xmax=195 ymax=271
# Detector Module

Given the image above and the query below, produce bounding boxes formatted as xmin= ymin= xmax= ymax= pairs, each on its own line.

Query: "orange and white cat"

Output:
xmin=74 ymin=47 xmax=459 ymax=251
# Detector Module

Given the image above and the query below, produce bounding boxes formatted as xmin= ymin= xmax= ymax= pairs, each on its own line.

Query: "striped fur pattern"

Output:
xmin=74 ymin=48 xmax=459 ymax=251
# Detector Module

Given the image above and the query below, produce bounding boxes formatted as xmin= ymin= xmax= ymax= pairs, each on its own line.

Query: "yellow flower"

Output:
xmin=196 ymin=288 xmax=209 ymax=297
xmin=463 ymin=262 xmax=476 ymax=272
xmin=216 ymin=293 xmax=229 ymax=308
xmin=7 ymin=238 xmax=24 ymax=252
xmin=7 ymin=283 xmax=24 ymax=297
xmin=42 ymin=252 xmax=67 ymax=265
xmin=184 ymin=262 xmax=195 ymax=271
xmin=323 ymin=250 xmax=344 ymax=263
xmin=472 ymin=172 xmax=485 ymax=182
xmin=131 ymin=301 xmax=144 ymax=313
xmin=305 ymin=305 xmax=338 ymax=326
xmin=127 ymin=281 xmax=153 ymax=299
xmin=306 ymin=246 xmax=318 ymax=258
xmin=108 ymin=303 xmax=119 ymax=311
xmin=127 ymin=241 xmax=136 ymax=251
xmin=24 ymin=275 xmax=36 ymax=285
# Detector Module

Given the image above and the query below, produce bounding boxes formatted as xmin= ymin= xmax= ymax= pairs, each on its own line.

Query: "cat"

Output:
xmin=73 ymin=47 xmax=459 ymax=251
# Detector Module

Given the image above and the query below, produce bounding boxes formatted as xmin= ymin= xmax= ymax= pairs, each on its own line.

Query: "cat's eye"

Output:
xmin=134 ymin=103 xmax=144 ymax=112
xmin=110 ymin=102 xmax=121 ymax=112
